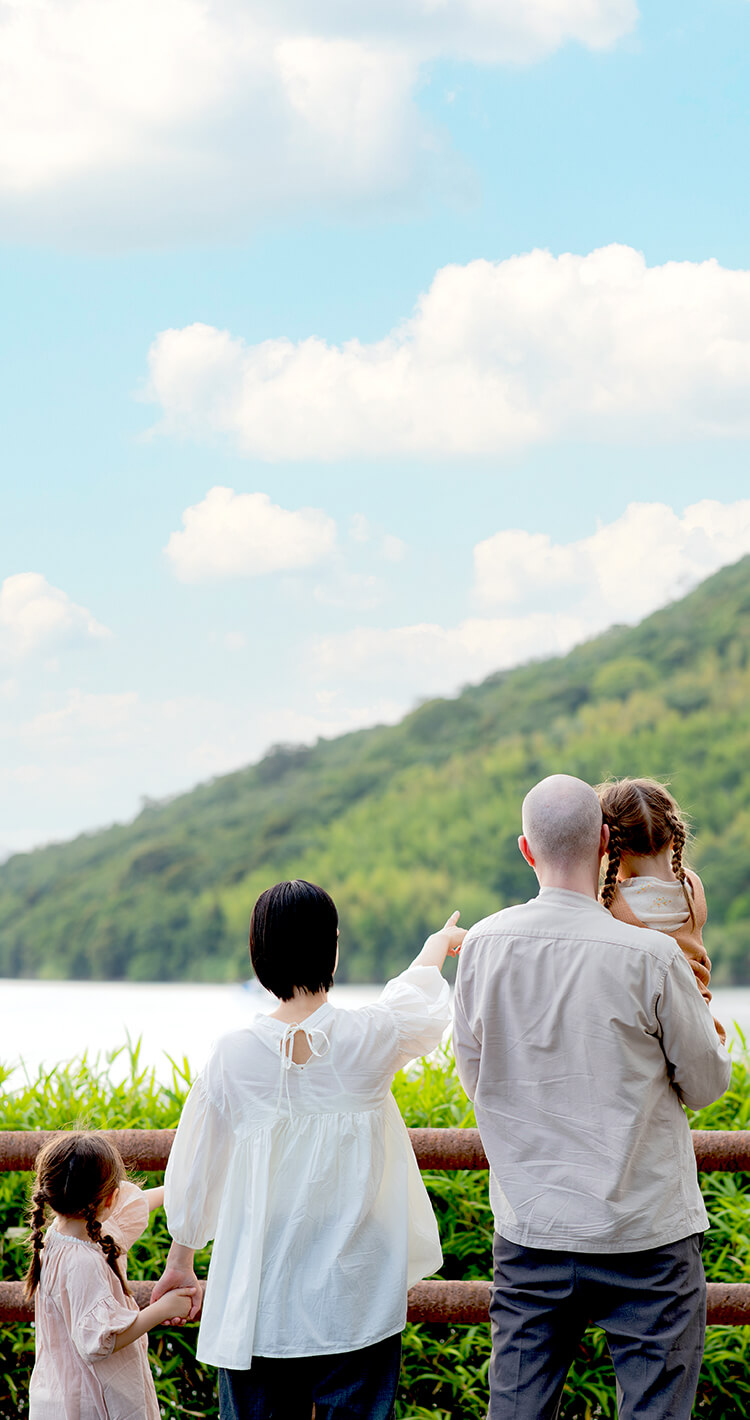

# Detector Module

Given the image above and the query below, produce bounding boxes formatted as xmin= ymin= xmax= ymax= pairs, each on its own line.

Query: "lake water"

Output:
xmin=1 ymin=980 xmax=748 ymax=1089
xmin=0 ymin=979 xmax=385 ymax=1087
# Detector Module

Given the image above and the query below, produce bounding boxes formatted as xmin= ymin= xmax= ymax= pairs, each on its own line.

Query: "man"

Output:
xmin=453 ymin=774 xmax=731 ymax=1420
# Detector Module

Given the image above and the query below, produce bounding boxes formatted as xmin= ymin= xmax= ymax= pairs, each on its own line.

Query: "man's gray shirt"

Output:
xmin=453 ymin=887 xmax=731 ymax=1253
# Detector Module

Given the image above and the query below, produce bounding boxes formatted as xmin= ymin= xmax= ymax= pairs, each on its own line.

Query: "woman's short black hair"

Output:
xmin=249 ymin=880 xmax=338 ymax=1001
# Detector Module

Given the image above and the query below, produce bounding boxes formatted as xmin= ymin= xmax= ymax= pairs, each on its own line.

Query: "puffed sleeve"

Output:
xmin=70 ymin=1290 xmax=137 ymax=1362
xmin=105 ymin=1181 xmax=149 ymax=1251
xmin=376 ymin=964 xmax=451 ymax=1069
xmin=164 ymin=1073 xmax=234 ymax=1249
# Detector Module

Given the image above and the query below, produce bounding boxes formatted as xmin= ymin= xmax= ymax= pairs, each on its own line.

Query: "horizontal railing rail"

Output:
xmin=2 ymin=1129 xmax=749 ymax=1326
xmin=3 ymin=1127 xmax=750 ymax=1173
xmin=2 ymin=1276 xmax=749 ymax=1327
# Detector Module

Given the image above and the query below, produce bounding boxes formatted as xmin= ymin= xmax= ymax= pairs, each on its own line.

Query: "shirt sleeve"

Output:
xmin=164 ymin=1073 xmax=234 ymax=1250
xmin=69 ymin=1288 xmax=136 ymax=1362
xmin=104 ymin=1181 xmax=149 ymax=1252
xmin=655 ymin=945 xmax=732 ymax=1109
xmin=375 ymin=964 xmax=451 ymax=1070
xmin=452 ymin=937 xmax=481 ymax=1102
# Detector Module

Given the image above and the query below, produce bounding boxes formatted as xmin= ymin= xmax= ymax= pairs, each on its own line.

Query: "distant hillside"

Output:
xmin=2 ymin=557 xmax=750 ymax=984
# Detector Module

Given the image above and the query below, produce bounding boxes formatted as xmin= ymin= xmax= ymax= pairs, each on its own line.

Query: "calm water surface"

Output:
xmin=1 ymin=981 xmax=748 ymax=1088
xmin=0 ymin=979 xmax=384 ymax=1086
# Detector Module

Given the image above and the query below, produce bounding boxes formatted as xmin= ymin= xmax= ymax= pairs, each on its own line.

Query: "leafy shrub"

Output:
xmin=1 ymin=1041 xmax=749 ymax=1418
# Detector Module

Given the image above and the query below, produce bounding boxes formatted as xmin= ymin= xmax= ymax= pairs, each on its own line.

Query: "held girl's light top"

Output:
xmin=617 ymin=876 xmax=693 ymax=933
xmin=29 ymin=1183 xmax=159 ymax=1420
xmin=164 ymin=964 xmax=450 ymax=1370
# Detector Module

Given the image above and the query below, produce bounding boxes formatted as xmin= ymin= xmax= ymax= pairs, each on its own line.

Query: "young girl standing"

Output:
xmin=26 ymin=1132 xmax=195 ymax=1419
xmin=598 ymin=776 xmax=726 ymax=1044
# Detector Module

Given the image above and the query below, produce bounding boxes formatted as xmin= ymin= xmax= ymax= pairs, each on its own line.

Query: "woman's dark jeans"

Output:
xmin=218 ymin=1332 xmax=402 ymax=1420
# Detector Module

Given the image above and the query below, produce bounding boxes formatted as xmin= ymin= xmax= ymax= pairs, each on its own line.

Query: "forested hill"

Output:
xmin=3 ymin=556 xmax=750 ymax=985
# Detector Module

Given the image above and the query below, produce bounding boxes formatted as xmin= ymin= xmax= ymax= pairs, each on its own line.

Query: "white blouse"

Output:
xmin=165 ymin=965 xmax=450 ymax=1370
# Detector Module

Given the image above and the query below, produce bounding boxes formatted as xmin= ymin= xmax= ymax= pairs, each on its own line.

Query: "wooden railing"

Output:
xmin=1 ymin=1129 xmax=749 ymax=1325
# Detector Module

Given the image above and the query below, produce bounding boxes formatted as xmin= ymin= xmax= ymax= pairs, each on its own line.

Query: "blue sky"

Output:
xmin=2 ymin=0 xmax=750 ymax=852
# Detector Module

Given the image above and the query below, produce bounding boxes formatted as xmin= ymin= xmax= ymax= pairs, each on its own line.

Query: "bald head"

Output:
xmin=521 ymin=775 xmax=603 ymax=877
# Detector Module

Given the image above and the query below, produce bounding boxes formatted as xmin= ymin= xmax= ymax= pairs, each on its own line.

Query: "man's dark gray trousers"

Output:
xmin=488 ymin=1231 xmax=706 ymax=1419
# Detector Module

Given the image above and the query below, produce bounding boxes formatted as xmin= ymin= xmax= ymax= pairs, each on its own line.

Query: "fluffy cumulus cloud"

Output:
xmin=314 ymin=499 xmax=750 ymax=703
xmin=474 ymin=499 xmax=750 ymax=622
xmin=147 ymin=247 xmax=750 ymax=458
xmin=164 ymin=486 xmax=337 ymax=581
xmin=0 ymin=573 xmax=109 ymax=660
xmin=0 ymin=0 xmax=636 ymax=242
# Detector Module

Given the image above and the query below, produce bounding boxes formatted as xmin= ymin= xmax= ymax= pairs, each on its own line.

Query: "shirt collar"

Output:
xmin=537 ymin=886 xmax=609 ymax=913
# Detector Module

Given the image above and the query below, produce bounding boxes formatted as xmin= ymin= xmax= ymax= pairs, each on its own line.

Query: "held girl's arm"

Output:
xmin=111 ymin=1287 xmax=195 ymax=1350
xmin=411 ymin=911 xmax=467 ymax=972
xmin=142 ymin=1186 xmax=164 ymax=1213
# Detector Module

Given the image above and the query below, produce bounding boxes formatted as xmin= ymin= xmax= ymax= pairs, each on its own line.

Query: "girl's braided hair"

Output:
xmin=596 ymin=777 xmax=695 ymax=924
xmin=24 ymin=1132 xmax=129 ymax=1301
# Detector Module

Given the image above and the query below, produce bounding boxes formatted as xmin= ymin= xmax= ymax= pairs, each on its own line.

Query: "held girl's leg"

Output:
xmin=311 ymin=1333 xmax=402 ymax=1420
xmin=219 ymin=1358 xmax=314 ymax=1420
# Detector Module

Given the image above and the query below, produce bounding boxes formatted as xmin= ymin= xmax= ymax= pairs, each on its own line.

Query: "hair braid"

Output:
xmin=668 ymin=814 xmax=696 ymax=927
xmin=600 ymin=822 xmax=623 ymax=909
xmin=84 ymin=1203 xmax=130 ymax=1295
xmin=23 ymin=1190 xmax=48 ymax=1300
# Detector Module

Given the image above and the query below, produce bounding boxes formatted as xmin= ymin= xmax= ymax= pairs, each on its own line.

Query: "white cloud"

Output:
xmin=313 ymin=499 xmax=750 ymax=706
xmin=314 ymin=612 xmax=586 ymax=699
xmin=475 ymin=499 xmax=750 ymax=623
xmin=25 ymin=690 xmax=139 ymax=743
xmin=1 ymin=682 xmax=406 ymax=851
xmin=148 ymin=246 xmax=750 ymax=458
xmin=0 ymin=574 xmax=110 ymax=660
xmin=252 ymin=694 xmax=406 ymax=746
xmin=382 ymin=534 xmax=408 ymax=563
xmin=347 ymin=515 xmax=407 ymax=562
xmin=0 ymin=1 xmax=636 ymax=243
xmin=164 ymin=486 xmax=337 ymax=581
xmin=313 ymin=571 xmax=384 ymax=610
xmin=349 ymin=514 xmax=372 ymax=544
xmin=5 ymin=498 xmax=747 ymax=853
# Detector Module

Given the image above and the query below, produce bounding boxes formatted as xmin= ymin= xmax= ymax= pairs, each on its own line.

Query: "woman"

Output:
xmin=154 ymin=879 xmax=464 ymax=1419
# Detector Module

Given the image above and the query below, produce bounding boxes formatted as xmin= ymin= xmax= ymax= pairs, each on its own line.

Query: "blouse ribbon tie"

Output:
xmin=276 ymin=1021 xmax=331 ymax=1116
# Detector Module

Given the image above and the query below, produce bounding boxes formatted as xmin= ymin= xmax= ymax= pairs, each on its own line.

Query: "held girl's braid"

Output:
xmin=600 ymin=822 xmax=623 ymax=909
xmin=24 ymin=1132 xmax=130 ymax=1298
xmin=668 ymin=814 xmax=696 ymax=926
xmin=84 ymin=1202 xmax=130 ymax=1295
xmin=23 ymin=1190 xmax=48 ymax=1300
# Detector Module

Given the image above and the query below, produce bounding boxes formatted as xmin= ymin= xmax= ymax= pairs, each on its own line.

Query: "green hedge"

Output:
xmin=1 ymin=1041 xmax=749 ymax=1418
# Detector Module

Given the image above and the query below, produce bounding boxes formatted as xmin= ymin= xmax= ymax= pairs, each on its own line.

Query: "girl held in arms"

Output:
xmin=25 ymin=1132 xmax=196 ymax=1419
xmin=154 ymin=879 xmax=465 ymax=1420
xmin=598 ymin=776 xmax=725 ymax=1044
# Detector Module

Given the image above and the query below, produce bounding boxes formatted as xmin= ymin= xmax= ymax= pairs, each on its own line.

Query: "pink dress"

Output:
xmin=29 ymin=1182 xmax=159 ymax=1420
